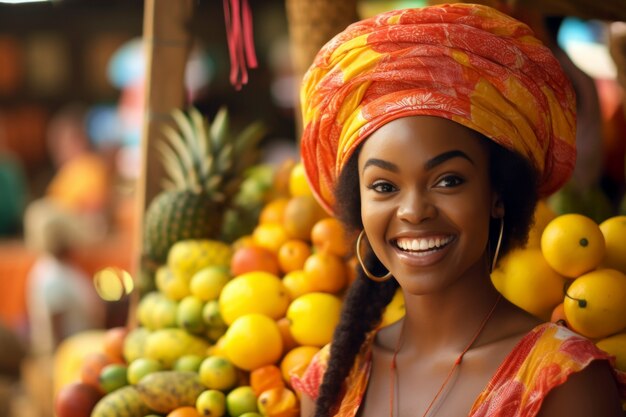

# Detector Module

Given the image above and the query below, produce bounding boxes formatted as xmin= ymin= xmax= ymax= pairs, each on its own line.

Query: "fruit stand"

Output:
xmin=52 ymin=1 xmax=626 ymax=416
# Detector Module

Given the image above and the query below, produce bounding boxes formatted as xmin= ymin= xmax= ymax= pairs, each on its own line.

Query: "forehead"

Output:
xmin=359 ymin=116 xmax=489 ymax=166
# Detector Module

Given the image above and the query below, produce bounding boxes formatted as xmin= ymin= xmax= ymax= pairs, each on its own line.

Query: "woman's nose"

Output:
xmin=396 ymin=189 xmax=437 ymax=224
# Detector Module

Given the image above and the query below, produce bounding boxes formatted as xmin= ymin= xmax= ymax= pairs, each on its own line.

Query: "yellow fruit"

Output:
xmin=136 ymin=371 xmax=205 ymax=413
xmin=280 ymin=346 xmax=319 ymax=384
xmin=144 ymin=329 xmax=210 ymax=368
xmin=156 ymin=267 xmax=190 ymax=301
xmin=564 ymin=268 xmax=626 ymax=339
xmin=226 ymin=386 xmax=259 ymax=416
xmin=381 ymin=288 xmax=405 ymax=327
xmin=599 ymin=216 xmax=626 ymax=274
xmin=123 ymin=327 xmax=151 ymax=363
xmin=596 ymin=332 xmax=626 ymax=372
xmin=277 ymin=240 xmax=312 ymax=274
xmin=219 ymin=272 xmax=290 ymax=325
xmin=91 ymin=386 xmax=150 ymax=417
xmin=257 ymin=387 xmax=299 ymax=417
xmin=288 ymin=163 xmax=312 ymax=197
xmin=252 ymin=223 xmax=290 ymax=253
xmin=196 ymin=390 xmax=226 ymax=417
xmin=223 ymin=314 xmax=283 ymax=371
xmin=287 ymin=293 xmax=342 ymax=347
xmin=541 ymin=214 xmax=606 ymax=278
xmin=127 ymin=358 xmax=163 ymax=385
xmin=282 ymin=270 xmax=316 ymax=300
xmin=198 ymin=356 xmax=238 ymax=391
xmin=491 ymin=249 xmax=566 ymax=321
xmin=168 ymin=239 xmax=233 ymax=282
xmin=260 ymin=198 xmax=289 ymax=225
xmin=526 ymin=200 xmax=556 ymax=249
xmin=189 ymin=266 xmax=231 ymax=302
xmin=282 ymin=195 xmax=327 ymax=242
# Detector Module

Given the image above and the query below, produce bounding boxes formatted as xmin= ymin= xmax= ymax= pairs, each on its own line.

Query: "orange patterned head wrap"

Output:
xmin=300 ymin=3 xmax=576 ymax=214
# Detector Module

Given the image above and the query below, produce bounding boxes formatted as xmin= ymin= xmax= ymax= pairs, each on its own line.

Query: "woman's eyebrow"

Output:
xmin=362 ymin=158 xmax=398 ymax=173
xmin=425 ymin=150 xmax=474 ymax=170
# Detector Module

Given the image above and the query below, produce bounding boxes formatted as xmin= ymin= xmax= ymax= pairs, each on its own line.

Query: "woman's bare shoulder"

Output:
xmin=536 ymin=360 xmax=623 ymax=417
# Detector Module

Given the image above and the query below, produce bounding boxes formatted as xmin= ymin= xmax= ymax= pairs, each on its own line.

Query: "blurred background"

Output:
xmin=0 ymin=0 xmax=624 ymax=416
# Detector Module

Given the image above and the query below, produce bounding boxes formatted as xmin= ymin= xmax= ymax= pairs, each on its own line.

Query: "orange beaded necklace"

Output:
xmin=389 ymin=295 xmax=502 ymax=417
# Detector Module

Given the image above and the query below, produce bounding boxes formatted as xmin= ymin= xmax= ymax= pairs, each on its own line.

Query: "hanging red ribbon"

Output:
xmin=223 ymin=0 xmax=258 ymax=90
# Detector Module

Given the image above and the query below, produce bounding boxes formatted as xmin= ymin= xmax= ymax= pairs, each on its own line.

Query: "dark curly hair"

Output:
xmin=312 ymin=134 xmax=539 ymax=416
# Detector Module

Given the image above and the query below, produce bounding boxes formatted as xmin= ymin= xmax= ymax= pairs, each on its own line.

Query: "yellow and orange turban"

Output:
xmin=300 ymin=3 xmax=576 ymax=214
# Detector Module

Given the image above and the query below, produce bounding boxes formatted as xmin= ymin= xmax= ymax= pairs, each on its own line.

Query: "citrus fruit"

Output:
xmin=223 ymin=314 xmax=284 ymax=371
xmin=102 ymin=326 xmax=128 ymax=363
xmin=596 ymin=332 xmax=626 ymax=372
xmin=260 ymin=198 xmax=289 ymax=224
xmin=98 ymin=363 xmax=128 ymax=393
xmin=599 ymin=216 xmax=626 ymax=274
xmin=167 ymin=406 xmax=201 ymax=417
xmin=491 ymin=249 xmax=566 ymax=320
xmin=381 ymin=288 xmax=405 ymax=327
xmin=226 ymin=386 xmax=259 ymax=417
xmin=127 ymin=358 xmax=163 ymax=385
xmin=283 ymin=195 xmax=327 ymax=241
xmin=541 ymin=214 xmax=606 ymax=278
xmin=280 ymin=346 xmax=320 ymax=384
xmin=550 ymin=302 xmax=567 ymax=324
xmin=526 ymin=200 xmax=556 ymax=249
xmin=189 ymin=266 xmax=231 ymax=302
xmin=277 ymin=239 xmax=312 ymax=274
xmin=230 ymin=246 xmax=280 ymax=276
xmin=250 ymin=365 xmax=285 ymax=396
xmin=288 ymin=162 xmax=312 ymax=197
xmin=311 ymin=217 xmax=351 ymax=257
xmin=282 ymin=270 xmax=316 ymax=300
xmin=276 ymin=317 xmax=298 ymax=352
xmin=563 ymin=268 xmax=626 ymax=339
xmin=80 ymin=352 xmax=111 ymax=393
xmin=252 ymin=223 xmax=290 ymax=254
xmin=219 ymin=272 xmax=290 ymax=325
xmin=287 ymin=292 xmax=342 ymax=347
xmin=303 ymin=251 xmax=347 ymax=293
xmin=173 ymin=355 xmax=205 ymax=373
xmin=196 ymin=389 xmax=226 ymax=417
xmin=156 ymin=266 xmax=190 ymax=301
xmin=198 ymin=356 xmax=238 ymax=391
xmin=177 ymin=295 xmax=207 ymax=334
xmin=257 ymin=387 xmax=299 ymax=417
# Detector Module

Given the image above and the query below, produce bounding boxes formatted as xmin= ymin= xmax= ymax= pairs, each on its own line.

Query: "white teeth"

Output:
xmin=395 ymin=236 xmax=453 ymax=252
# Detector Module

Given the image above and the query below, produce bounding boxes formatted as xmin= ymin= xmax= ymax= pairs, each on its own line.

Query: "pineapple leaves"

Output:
xmin=161 ymin=125 xmax=201 ymax=192
xmin=155 ymin=141 xmax=187 ymax=189
xmin=209 ymin=107 xmax=229 ymax=151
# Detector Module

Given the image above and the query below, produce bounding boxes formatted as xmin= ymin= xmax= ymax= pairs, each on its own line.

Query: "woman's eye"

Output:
xmin=436 ymin=175 xmax=464 ymax=188
xmin=368 ymin=181 xmax=396 ymax=193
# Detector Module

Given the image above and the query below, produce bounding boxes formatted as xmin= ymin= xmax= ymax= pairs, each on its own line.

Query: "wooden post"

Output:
xmin=129 ymin=0 xmax=194 ymax=326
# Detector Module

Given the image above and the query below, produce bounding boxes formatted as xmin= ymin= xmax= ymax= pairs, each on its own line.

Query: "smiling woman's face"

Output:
xmin=358 ymin=116 xmax=499 ymax=294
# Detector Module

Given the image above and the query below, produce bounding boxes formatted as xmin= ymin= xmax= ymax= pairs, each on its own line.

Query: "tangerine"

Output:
xmin=282 ymin=195 xmax=326 ymax=241
xmin=280 ymin=346 xmax=320 ymax=385
xmin=102 ymin=327 xmax=128 ymax=363
xmin=277 ymin=240 xmax=311 ymax=274
xmin=311 ymin=217 xmax=351 ymax=257
xmin=231 ymin=246 xmax=280 ymax=276
xmin=167 ymin=406 xmax=201 ymax=417
xmin=276 ymin=317 xmax=299 ymax=352
xmin=282 ymin=270 xmax=316 ymax=300
xmin=250 ymin=365 xmax=285 ymax=396
xmin=260 ymin=198 xmax=289 ymax=225
xmin=253 ymin=223 xmax=290 ymax=254
xmin=303 ymin=252 xmax=347 ymax=294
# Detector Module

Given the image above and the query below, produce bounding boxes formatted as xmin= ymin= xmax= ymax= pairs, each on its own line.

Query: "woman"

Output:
xmin=291 ymin=4 xmax=626 ymax=417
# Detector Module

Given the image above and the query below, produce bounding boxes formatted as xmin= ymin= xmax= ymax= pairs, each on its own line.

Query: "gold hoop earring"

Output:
xmin=355 ymin=230 xmax=392 ymax=282
xmin=491 ymin=218 xmax=504 ymax=273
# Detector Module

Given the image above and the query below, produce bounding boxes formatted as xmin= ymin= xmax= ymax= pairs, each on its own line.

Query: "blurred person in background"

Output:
xmin=0 ymin=128 xmax=28 ymax=237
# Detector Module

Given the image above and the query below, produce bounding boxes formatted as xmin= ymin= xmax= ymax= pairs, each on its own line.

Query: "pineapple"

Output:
xmin=143 ymin=106 xmax=266 ymax=263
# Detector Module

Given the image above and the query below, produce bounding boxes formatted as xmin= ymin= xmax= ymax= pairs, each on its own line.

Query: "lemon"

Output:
xmin=226 ymin=386 xmax=259 ymax=416
xmin=219 ymin=272 xmax=290 ymax=325
xmin=599 ymin=216 xmax=626 ymax=274
xmin=564 ymin=268 xmax=626 ymax=339
xmin=282 ymin=270 xmax=316 ymax=300
xmin=596 ymin=332 xmax=626 ymax=372
xmin=156 ymin=266 xmax=190 ymax=301
xmin=288 ymin=163 xmax=313 ymax=197
xmin=190 ymin=266 xmax=231 ymax=302
xmin=252 ymin=223 xmax=289 ymax=253
xmin=287 ymin=292 xmax=342 ymax=347
xmin=127 ymin=358 xmax=162 ymax=385
xmin=196 ymin=389 xmax=226 ymax=417
xmin=541 ymin=214 xmax=606 ymax=278
xmin=381 ymin=288 xmax=405 ymax=327
xmin=526 ymin=200 xmax=556 ymax=248
xmin=223 ymin=314 xmax=283 ymax=371
xmin=491 ymin=249 xmax=566 ymax=320
xmin=199 ymin=356 xmax=238 ymax=391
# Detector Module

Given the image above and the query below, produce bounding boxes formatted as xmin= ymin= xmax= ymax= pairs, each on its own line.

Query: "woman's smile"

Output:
xmin=391 ymin=234 xmax=456 ymax=266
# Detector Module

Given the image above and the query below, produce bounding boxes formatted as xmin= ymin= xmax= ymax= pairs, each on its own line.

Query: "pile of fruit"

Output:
xmin=493 ymin=208 xmax=626 ymax=372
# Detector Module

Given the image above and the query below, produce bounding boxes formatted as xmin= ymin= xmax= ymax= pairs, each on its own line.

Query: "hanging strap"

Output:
xmin=223 ymin=0 xmax=258 ymax=90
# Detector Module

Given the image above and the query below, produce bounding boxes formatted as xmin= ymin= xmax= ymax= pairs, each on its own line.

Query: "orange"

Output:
xmin=79 ymin=352 xmax=111 ymax=393
xmin=102 ymin=326 xmax=128 ymax=364
xmin=276 ymin=317 xmax=299 ymax=352
xmin=599 ymin=216 xmax=626 ymax=274
xmin=282 ymin=195 xmax=327 ymax=241
xmin=541 ymin=214 xmax=606 ymax=278
xmin=287 ymin=293 xmax=342 ymax=347
xmin=167 ymin=406 xmax=201 ymax=417
xmin=564 ymin=268 xmax=626 ymax=339
xmin=310 ymin=217 xmax=351 ymax=257
xmin=257 ymin=387 xmax=299 ymax=417
xmin=219 ymin=271 xmax=290 ymax=325
xmin=231 ymin=245 xmax=281 ymax=276
xmin=253 ymin=223 xmax=290 ymax=254
xmin=550 ymin=302 xmax=567 ymax=324
xmin=288 ymin=163 xmax=312 ymax=197
xmin=345 ymin=256 xmax=358 ymax=285
xmin=260 ymin=198 xmax=289 ymax=225
xmin=250 ymin=365 xmax=285 ymax=396
xmin=280 ymin=346 xmax=320 ymax=384
xmin=223 ymin=314 xmax=284 ymax=371
xmin=278 ymin=240 xmax=312 ymax=274
xmin=303 ymin=252 xmax=347 ymax=294
xmin=282 ymin=270 xmax=316 ymax=300
xmin=526 ymin=200 xmax=556 ymax=248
